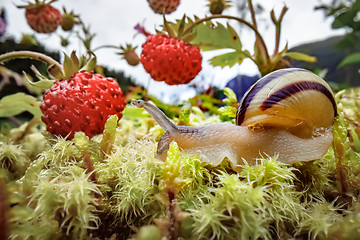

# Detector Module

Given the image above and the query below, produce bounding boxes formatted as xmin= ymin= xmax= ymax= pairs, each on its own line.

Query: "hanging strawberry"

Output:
xmin=37 ymin=53 xmax=126 ymax=139
xmin=139 ymin=17 xmax=203 ymax=85
xmin=140 ymin=34 xmax=202 ymax=85
xmin=147 ymin=0 xmax=180 ymax=14
xmin=18 ymin=0 xmax=62 ymax=34
xmin=0 ymin=51 xmax=126 ymax=140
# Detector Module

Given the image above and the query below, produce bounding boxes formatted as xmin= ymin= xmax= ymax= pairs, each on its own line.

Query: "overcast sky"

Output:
xmin=1 ymin=0 xmax=345 ymax=102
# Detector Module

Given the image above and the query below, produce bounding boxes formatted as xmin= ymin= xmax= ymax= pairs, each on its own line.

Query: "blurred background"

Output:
xmin=0 ymin=0 xmax=358 ymax=103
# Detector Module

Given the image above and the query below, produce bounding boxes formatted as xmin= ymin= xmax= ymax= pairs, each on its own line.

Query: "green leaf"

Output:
xmin=208 ymin=50 xmax=249 ymax=68
xmin=338 ymin=52 xmax=360 ymax=68
xmin=332 ymin=11 xmax=355 ymax=29
xmin=0 ymin=93 xmax=42 ymax=118
xmin=191 ymin=22 xmax=242 ymax=51
xmin=285 ymin=52 xmax=317 ymax=63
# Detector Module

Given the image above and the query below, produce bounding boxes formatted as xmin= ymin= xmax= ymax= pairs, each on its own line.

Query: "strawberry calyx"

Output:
xmin=16 ymin=0 xmax=58 ymax=10
xmin=160 ymin=14 xmax=197 ymax=44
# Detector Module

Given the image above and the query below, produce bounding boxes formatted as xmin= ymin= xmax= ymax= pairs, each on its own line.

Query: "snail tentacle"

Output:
xmin=131 ymin=99 xmax=179 ymax=134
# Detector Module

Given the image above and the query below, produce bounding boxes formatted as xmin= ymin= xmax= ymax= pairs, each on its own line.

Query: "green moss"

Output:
xmin=3 ymin=88 xmax=360 ymax=239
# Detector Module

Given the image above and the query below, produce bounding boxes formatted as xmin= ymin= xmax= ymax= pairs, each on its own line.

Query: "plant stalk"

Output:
xmin=271 ymin=6 xmax=288 ymax=55
xmin=0 ymin=51 xmax=63 ymax=73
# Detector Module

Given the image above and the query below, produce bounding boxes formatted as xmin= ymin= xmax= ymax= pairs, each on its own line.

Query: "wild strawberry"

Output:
xmin=147 ymin=0 xmax=180 ymax=14
xmin=119 ymin=44 xmax=140 ymax=66
xmin=61 ymin=8 xmax=79 ymax=31
xmin=18 ymin=1 xmax=62 ymax=33
xmin=207 ymin=0 xmax=231 ymax=14
xmin=40 ymin=71 xmax=125 ymax=139
xmin=140 ymin=34 xmax=202 ymax=85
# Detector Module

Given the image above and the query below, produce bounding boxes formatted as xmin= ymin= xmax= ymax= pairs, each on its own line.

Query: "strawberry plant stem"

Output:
xmin=248 ymin=0 xmax=258 ymax=29
xmin=0 ymin=51 xmax=63 ymax=73
xmin=182 ymin=14 xmax=269 ymax=60
xmin=92 ymin=45 xmax=120 ymax=52
xmin=271 ymin=6 xmax=288 ymax=55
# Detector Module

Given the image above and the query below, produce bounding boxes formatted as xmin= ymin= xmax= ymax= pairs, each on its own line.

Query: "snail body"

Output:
xmin=132 ymin=68 xmax=337 ymax=171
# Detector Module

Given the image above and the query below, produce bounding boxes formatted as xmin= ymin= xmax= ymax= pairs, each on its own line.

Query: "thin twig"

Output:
xmin=248 ymin=0 xmax=258 ymax=29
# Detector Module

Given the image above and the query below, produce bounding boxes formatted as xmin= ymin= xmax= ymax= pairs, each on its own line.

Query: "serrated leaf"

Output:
xmin=338 ymin=52 xmax=360 ymax=68
xmin=191 ymin=22 xmax=242 ymax=51
xmin=209 ymin=51 xmax=249 ymax=68
xmin=285 ymin=52 xmax=317 ymax=63
xmin=0 ymin=93 xmax=42 ymax=118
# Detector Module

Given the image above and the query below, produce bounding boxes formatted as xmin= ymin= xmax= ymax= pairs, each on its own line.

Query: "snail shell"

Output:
xmin=131 ymin=68 xmax=337 ymax=171
xmin=237 ymin=68 xmax=337 ymax=138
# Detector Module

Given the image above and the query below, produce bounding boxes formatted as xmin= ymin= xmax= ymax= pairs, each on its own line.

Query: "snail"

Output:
xmin=131 ymin=68 xmax=337 ymax=172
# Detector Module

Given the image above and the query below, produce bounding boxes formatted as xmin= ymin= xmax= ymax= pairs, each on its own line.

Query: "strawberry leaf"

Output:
xmin=209 ymin=50 xmax=250 ymax=68
xmin=0 ymin=93 xmax=42 ymax=118
xmin=191 ymin=22 xmax=242 ymax=51
xmin=338 ymin=52 xmax=360 ymax=68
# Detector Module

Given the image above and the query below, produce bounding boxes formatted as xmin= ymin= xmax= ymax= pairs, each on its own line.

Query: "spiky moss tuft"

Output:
xmin=188 ymin=157 xmax=305 ymax=240
xmin=97 ymin=136 xmax=165 ymax=226
xmin=0 ymin=142 xmax=29 ymax=179
xmin=10 ymin=165 xmax=100 ymax=240
xmin=295 ymin=197 xmax=344 ymax=240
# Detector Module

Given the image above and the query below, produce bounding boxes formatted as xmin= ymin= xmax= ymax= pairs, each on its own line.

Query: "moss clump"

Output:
xmin=2 ymin=88 xmax=360 ymax=239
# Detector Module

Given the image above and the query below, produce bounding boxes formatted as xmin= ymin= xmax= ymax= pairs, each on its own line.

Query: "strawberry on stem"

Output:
xmin=138 ymin=15 xmax=203 ymax=85
xmin=18 ymin=0 xmax=62 ymax=34
xmin=118 ymin=44 xmax=140 ymax=66
xmin=140 ymin=34 xmax=202 ymax=85
xmin=0 ymin=51 xmax=126 ymax=140
xmin=147 ymin=0 xmax=180 ymax=14
xmin=40 ymin=70 xmax=125 ymax=139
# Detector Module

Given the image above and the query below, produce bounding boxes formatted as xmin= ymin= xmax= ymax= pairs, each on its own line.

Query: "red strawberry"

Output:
xmin=147 ymin=0 xmax=180 ymax=14
xmin=140 ymin=34 xmax=202 ymax=85
xmin=40 ymin=71 xmax=125 ymax=139
xmin=20 ymin=2 xmax=62 ymax=33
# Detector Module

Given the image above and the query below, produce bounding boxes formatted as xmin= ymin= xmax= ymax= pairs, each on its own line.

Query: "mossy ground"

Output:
xmin=1 ymin=89 xmax=360 ymax=240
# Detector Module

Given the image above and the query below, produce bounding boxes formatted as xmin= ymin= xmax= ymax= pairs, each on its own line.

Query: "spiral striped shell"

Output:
xmin=236 ymin=68 xmax=337 ymax=138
